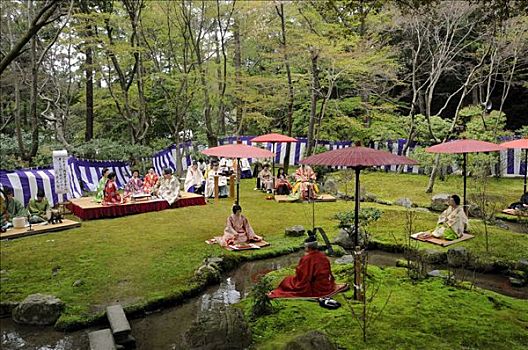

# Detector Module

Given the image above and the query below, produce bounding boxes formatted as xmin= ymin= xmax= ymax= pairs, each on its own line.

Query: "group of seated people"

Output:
xmin=255 ymin=163 xmax=319 ymax=199
xmin=1 ymin=187 xmax=52 ymax=230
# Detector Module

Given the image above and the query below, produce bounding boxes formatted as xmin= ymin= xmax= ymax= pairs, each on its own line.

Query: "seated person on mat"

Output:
xmin=258 ymin=164 xmax=274 ymax=193
xmin=508 ymin=192 xmax=528 ymax=211
xmin=103 ymin=172 xmax=122 ymax=205
xmin=204 ymin=162 xmax=228 ymax=198
xmin=184 ymin=162 xmax=205 ymax=194
xmin=216 ymin=205 xmax=262 ymax=247
xmin=1 ymin=187 xmax=28 ymax=229
xmin=94 ymin=168 xmax=110 ymax=203
xmin=28 ymin=188 xmax=50 ymax=224
xmin=292 ymin=164 xmax=319 ymax=200
xmin=419 ymin=194 xmax=468 ymax=240
xmin=124 ymin=169 xmax=144 ymax=198
xmin=153 ymin=168 xmax=180 ymax=205
xmin=143 ymin=167 xmax=159 ymax=194
xmin=268 ymin=236 xmax=336 ymax=298
xmin=275 ymin=167 xmax=291 ymax=195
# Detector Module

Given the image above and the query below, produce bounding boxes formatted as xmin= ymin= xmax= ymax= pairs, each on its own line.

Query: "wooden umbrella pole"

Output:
xmin=463 ymin=153 xmax=467 ymax=214
xmin=525 ymin=149 xmax=527 ymax=194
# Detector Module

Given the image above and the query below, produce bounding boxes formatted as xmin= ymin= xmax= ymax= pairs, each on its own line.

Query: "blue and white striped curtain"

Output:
xmin=152 ymin=142 xmax=193 ymax=176
xmin=70 ymin=158 xmax=131 ymax=191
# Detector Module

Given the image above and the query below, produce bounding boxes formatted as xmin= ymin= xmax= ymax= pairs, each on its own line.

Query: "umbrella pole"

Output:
xmin=272 ymin=142 xmax=276 ymax=194
xmin=523 ymin=149 xmax=528 ymax=194
xmin=354 ymin=167 xmax=360 ymax=247
xmin=463 ymin=153 xmax=467 ymax=214
xmin=237 ymin=158 xmax=240 ymax=205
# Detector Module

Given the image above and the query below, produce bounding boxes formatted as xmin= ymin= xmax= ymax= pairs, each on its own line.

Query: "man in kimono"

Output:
xmin=154 ymin=168 xmax=180 ymax=205
xmin=94 ymin=168 xmax=110 ymax=202
xmin=216 ymin=205 xmax=262 ymax=247
xmin=292 ymin=164 xmax=319 ymax=200
xmin=184 ymin=162 xmax=204 ymax=194
xmin=204 ymin=162 xmax=228 ymax=198
xmin=1 ymin=187 xmax=28 ymax=229
xmin=28 ymin=188 xmax=50 ymax=223
xmin=268 ymin=236 xmax=336 ymax=298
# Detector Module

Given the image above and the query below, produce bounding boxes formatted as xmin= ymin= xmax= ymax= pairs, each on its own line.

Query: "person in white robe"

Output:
xmin=184 ymin=162 xmax=205 ymax=194
xmin=204 ymin=163 xmax=229 ymax=198
xmin=153 ymin=168 xmax=181 ymax=205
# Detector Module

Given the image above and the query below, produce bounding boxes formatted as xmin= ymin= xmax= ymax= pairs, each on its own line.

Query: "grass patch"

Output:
xmin=0 ymin=173 xmax=524 ymax=328
xmin=246 ymin=265 xmax=528 ymax=349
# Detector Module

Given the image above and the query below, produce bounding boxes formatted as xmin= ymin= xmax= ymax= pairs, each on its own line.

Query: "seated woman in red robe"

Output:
xmin=103 ymin=172 xmax=122 ymax=205
xmin=216 ymin=205 xmax=262 ymax=247
xmin=143 ymin=168 xmax=159 ymax=194
xmin=268 ymin=237 xmax=336 ymax=298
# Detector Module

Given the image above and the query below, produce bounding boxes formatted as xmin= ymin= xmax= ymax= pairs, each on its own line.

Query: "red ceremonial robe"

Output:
xmin=269 ymin=250 xmax=336 ymax=298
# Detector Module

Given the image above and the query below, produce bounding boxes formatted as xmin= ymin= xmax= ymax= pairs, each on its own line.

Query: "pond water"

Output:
xmin=1 ymin=250 xmax=526 ymax=350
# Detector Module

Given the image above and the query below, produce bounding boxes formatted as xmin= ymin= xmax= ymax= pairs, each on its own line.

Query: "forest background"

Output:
xmin=1 ymin=0 xmax=527 ymax=190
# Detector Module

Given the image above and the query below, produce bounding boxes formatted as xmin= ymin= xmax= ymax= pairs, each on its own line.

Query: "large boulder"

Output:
xmin=447 ymin=247 xmax=469 ymax=268
xmin=333 ymin=228 xmax=368 ymax=249
xmin=183 ymin=306 xmax=251 ymax=350
xmin=12 ymin=294 xmax=64 ymax=326
xmin=283 ymin=330 xmax=336 ymax=350
xmin=422 ymin=249 xmax=447 ymax=265
xmin=395 ymin=197 xmax=413 ymax=208
xmin=323 ymin=178 xmax=338 ymax=195
xmin=335 ymin=255 xmax=354 ymax=265
xmin=431 ymin=194 xmax=450 ymax=212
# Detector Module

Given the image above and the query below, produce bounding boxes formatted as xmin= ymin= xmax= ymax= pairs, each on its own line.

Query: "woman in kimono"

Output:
xmin=124 ymin=170 xmax=143 ymax=198
xmin=103 ymin=172 xmax=122 ymax=205
xmin=275 ymin=167 xmax=291 ymax=195
xmin=184 ymin=162 xmax=205 ymax=194
xmin=292 ymin=164 xmax=319 ymax=200
xmin=94 ymin=168 xmax=110 ymax=202
xmin=420 ymin=194 xmax=468 ymax=240
xmin=217 ymin=205 xmax=262 ymax=247
xmin=143 ymin=168 xmax=159 ymax=194
xmin=204 ymin=162 xmax=228 ymax=198
xmin=258 ymin=164 xmax=274 ymax=193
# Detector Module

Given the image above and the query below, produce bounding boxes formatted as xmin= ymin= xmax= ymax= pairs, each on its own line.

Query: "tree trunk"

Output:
xmin=29 ymin=3 xmax=39 ymax=161
xmin=84 ymin=40 xmax=94 ymax=141
xmin=233 ymin=16 xmax=243 ymax=135
xmin=14 ymin=79 xmax=25 ymax=156
xmin=306 ymin=48 xmax=319 ymax=157
xmin=425 ymin=154 xmax=441 ymax=193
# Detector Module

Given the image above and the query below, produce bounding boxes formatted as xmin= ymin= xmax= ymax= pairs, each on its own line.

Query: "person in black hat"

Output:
xmin=28 ymin=188 xmax=50 ymax=223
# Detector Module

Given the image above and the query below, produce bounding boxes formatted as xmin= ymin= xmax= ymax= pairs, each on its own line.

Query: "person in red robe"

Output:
xmin=268 ymin=237 xmax=336 ymax=298
xmin=143 ymin=167 xmax=159 ymax=194
xmin=103 ymin=172 xmax=122 ymax=205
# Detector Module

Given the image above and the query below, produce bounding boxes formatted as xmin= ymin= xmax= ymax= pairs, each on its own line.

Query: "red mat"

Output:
xmin=268 ymin=283 xmax=349 ymax=300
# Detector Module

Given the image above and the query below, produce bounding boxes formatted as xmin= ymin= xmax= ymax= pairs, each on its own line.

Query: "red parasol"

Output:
xmin=426 ymin=139 xmax=503 ymax=210
xmin=250 ymin=133 xmax=298 ymax=178
xmin=202 ymin=144 xmax=273 ymax=204
xmin=500 ymin=138 xmax=528 ymax=193
xmin=301 ymin=145 xmax=417 ymax=300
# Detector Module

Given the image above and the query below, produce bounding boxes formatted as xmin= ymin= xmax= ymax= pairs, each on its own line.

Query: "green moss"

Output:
xmin=247 ymin=265 xmax=528 ymax=349
xmin=0 ymin=174 xmax=524 ymax=328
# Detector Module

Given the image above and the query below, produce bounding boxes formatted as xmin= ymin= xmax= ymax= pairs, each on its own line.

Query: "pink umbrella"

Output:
xmin=301 ymin=146 xmax=417 ymax=247
xmin=250 ymin=133 xmax=298 ymax=176
xmin=426 ymin=139 xmax=503 ymax=209
xmin=500 ymin=138 xmax=528 ymax=193
xmin=202 ymin=143 xmax=274 ymax=204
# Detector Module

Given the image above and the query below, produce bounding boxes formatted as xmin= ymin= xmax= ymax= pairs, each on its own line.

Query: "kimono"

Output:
xmin=240 ymin=158 xmax=252 ymax=179
xmin=4 ymin=198 xmax=28 ymax=224
xmin=204 ymin=169 xmax=228 ymax=198
xmin=217 ymin=213 xmax=262 ymax=247
xmin=184 ymin=167 xmax=205 ymax=193
xmin=143 ymin=173 xmax=159 ymax=194
xmin=268 ymin=250 xmax=336 ymax=298
xmin=28 ymin=198 xmax=50 ymax=223
xmin=432 ymin=205 xmax=468 ymax=240
xmin=275 ymin=174 xmax=292 ymax=195
xmin=258 ymin=169 xmax=274 ymax=191
xmin=292 ymin=165 xmax=319 ymax=200
xmin=103 ymin=180 xmax=122 ymax=205
xmin=94 ymin=176 xmax=107 ymax=202
xmin=124 ymin=177 xmax=143 ymax=197
xmin=154 ymin=175 xmax=180 ymax=205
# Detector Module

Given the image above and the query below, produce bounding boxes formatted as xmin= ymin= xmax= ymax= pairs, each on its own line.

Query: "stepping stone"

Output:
xmin=89 ymin=329 xmax=116 ymax=350
xmin=106 ymin=305 xmax=131 ymax=343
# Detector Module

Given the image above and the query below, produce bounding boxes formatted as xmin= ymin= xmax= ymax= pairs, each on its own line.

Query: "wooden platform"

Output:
xmin=68 ymin=192 xmax=206 ymax=220
xmin=274 ymin=194 xmax=337 ymax=203
xmin=502 ymin=208 xmax=528 ymax=217
xmin=1 ymin=219 xmax=81 ymax=240
xmin=410 ymin=232 xmax=474 ymax=247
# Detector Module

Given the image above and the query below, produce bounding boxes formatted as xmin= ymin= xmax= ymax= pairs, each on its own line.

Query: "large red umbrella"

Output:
xmin=426 ymin=139 xmax=503 ymax=210
xmin=202 ymin=144 xmax=274 ymax=204
xmin=500 ymin=138 xmax=528 ymax=193
xmin=250 ymin=133 xmax=298 ymax=177
xmin=301 ymin=145 xmax=417 ymax=300
xmin=301 ymin=146 xmax=417 ymax=247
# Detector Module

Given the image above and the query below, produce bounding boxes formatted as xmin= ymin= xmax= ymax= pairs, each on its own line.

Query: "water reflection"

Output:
xmin=0 ymin=325 xmax=86 ymax=350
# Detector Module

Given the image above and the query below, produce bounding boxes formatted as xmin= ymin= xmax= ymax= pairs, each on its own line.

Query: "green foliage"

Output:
xmin=74 ymin=139 xmax=154 ymax=161
xmin=250 ymin=275 xmax=274 ymax=318
xmin=333 ymin=207 xmax=383 ymax=229
xmin=462 ymin=108 xmax=513 ymax=141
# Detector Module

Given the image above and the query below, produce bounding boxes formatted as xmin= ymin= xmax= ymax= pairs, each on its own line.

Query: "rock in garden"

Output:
xmin=323 ymin=178 xmax=338 ymax=195
xmin=517 ymin=259 xmax=528 ymax=272
xmin=72 ymin=279 xmax=84 ymax=287
xmin=423 ymin=249 xmax=447 ymax=264
xmin=12 ymin=294 xmax=64 ymax=326
xmin=285 ymin=225 xmax=305 ymax=237
xmin=509 ymin=277 xmax=525 ymax=288
xmin=183 ymin=306 xmax=251 ymax=350
xmin=447 ymin=247 xmax=469 ymax=267
xmin=283 ymin=330 xmax=337 ymax=350
xmin=427 ymin=270 xmax=447 ymax=278
xmin=395 ymin=197 xmax=413 ymax=208
xmin=364 ymin=192 xmax=378 ymax=202
xmin=194 ymin=264 xmax=221 ymax=284
xmin=335 ymin=255 xmax=354 ymax=265
xmin=431 ymin=194 xmax=450 ymax=212
xmin=0 ymin=302 xmax=19 ymax=318
xmin=333 ymin=228 xmax=354 ymax=249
